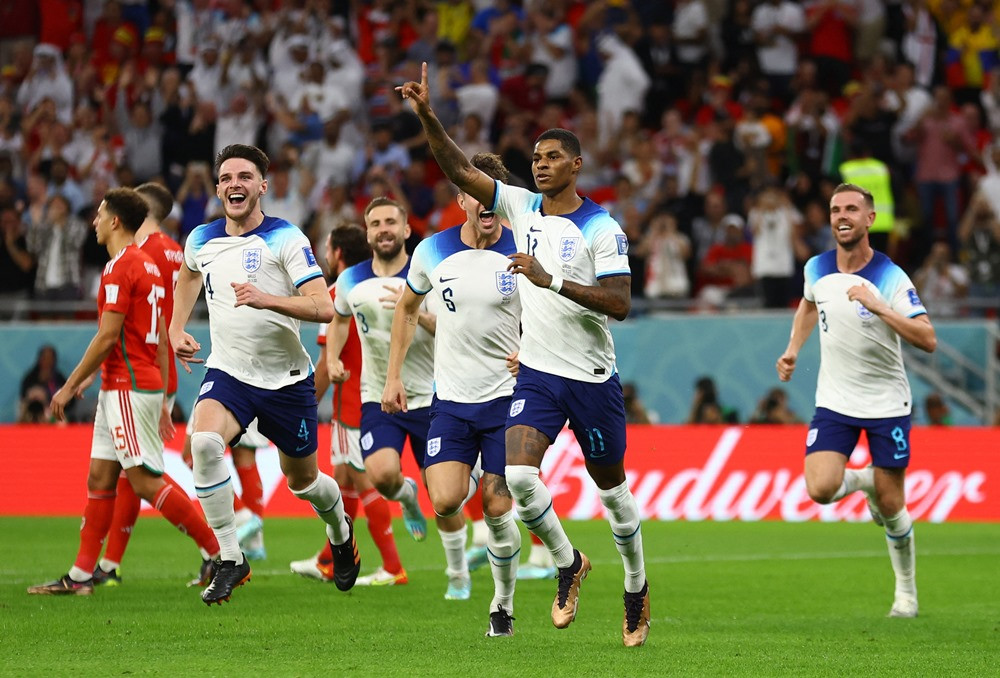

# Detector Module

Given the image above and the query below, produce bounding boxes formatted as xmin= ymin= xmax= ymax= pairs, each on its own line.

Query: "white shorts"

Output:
xmin=186 ymin=398 xmax=271 ymax=450
xmin=91 ymin=390 xmax=165 ymax=473
xmin=331 ymin=420 xmax=363 ymax=471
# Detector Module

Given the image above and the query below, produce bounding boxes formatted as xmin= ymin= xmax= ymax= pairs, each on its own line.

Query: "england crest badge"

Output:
xmin=242 ymin=248 xmax=262 ymax=272
xmin=495 ymin=271 xmax=517 ymax=295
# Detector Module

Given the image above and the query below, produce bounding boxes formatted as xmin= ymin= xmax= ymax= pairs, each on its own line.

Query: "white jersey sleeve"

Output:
xmin=184 ymin=217 xmax=322 ymax=389
xmin=407 ymin=226 xmax=520 ymax=403
xmin=804 ymin=251 xmax=925 ymax=418
xmin=491 ymin=181 xmax=627 ymax=383
xmin=337 ymin=258 xmax=435 ymax=407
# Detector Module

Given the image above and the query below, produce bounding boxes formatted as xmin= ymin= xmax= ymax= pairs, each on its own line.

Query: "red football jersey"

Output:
xmin=98 ymin=245 xmax=165 ymax=392
xmin=318 ymin=285 xmax=362 ymax=428
xmin=138 ymin=231 xmax=183 ymax=394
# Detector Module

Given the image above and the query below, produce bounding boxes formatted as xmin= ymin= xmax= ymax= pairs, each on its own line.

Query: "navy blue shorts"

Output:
xmin=197 ymin=368 xmax=318 ymax=458
xmin=806 ymin=407 xmax=912 ymax=469
xmin=506 ymin=363 xmax=627 ymax=466
xmin=360 ymin=401 xmax=430 ymax=468
xmin=427 ymin=395 xmax=509 ymax=476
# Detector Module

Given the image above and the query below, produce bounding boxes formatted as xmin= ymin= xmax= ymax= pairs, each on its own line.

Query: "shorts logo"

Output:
xmin=907 ymin=288 xmax=921 ymax=307
xmin=806 ymin=427 xmax=818 ymax=447
xmin=509 ymin=399 xmax=525 ymax=417
xmin=559 ymin=237 xmax=579 ymax=261
xmin=360 ymin=432 xmax=374 ymax=451
xmin=303 ymin=246 xmax=318 ymax=267
xmin=855 ymin=302 xmax=874 ymax=320
xmin=427 ymin=437 xmax=441 ymax=458
xmin=199 ymin=381 xmax=214 ymax=396
xmin=495 ymin=271 xmax=517 ymax=296
xmin=242 ymin=248 xmax=262 ymax=272
xmin=616 ymin=234 xmax=628 ymax=255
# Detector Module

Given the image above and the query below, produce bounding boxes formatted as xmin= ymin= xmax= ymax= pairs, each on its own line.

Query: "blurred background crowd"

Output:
xmin=1 ymin=0 xmax=999 ymax=317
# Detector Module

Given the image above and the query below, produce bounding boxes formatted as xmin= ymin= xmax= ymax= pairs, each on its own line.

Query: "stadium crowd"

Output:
xmin=0 ymin=0 xmax=999 ymax=315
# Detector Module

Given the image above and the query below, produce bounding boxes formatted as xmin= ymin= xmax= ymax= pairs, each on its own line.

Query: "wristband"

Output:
xmin=548 ymin=274 xmax=563 ymax=294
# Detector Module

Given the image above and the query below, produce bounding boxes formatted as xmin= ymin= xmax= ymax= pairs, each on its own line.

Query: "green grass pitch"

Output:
xmin=3 ymin=518 xmax=998 ymax=677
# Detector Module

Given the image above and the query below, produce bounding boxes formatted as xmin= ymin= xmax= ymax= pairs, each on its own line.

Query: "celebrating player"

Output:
xmin=777 ymin=183 xmax=936 ymax=618
xmin=398 ymin=63 xmax=650 ymax=646
xmin=382 ymin=153 xmax=522 ymax=635
xmin=328 ymin=198 xmax=472 ymax=599
xmin=170 ymin=144 xmax=359 ymax=605
xmin=28 ymin=188 xmax=221 ymax=595
xmin=291 ymin=225 xmax=408 ymax=586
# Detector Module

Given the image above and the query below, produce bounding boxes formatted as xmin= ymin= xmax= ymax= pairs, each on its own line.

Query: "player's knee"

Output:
xmin=428 ymin=488 xmax=463 ymax=518
xmin=190 ymin=431 xmax=226 ymax=465
xmin=286 ymin=466 xmax=318 ymax=493
xmin=504 ymin=465 xmax=540 ymax=502
xmin=806 ymin=479 xmax=838 ymax=505
xmin=482 ymin=490 xmax=513 ymax=517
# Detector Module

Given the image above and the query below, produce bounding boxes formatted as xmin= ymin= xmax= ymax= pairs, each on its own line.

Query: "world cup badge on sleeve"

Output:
xmin=242 ymin=248 xmax=262 ymax=272
xmin=495 ymin=271 xmax=517 ymax=296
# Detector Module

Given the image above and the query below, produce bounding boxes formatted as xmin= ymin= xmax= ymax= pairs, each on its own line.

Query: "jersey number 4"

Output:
xmin=144 ymin=285 xmax=165 ymax=345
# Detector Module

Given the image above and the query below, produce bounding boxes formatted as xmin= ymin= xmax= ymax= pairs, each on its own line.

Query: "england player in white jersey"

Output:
xmin=382 ymin=153 xmax=523 ymax=636
xmin=777 ymin=183 xmax=937 ymax=618
xmin=328 ymin=197 xmax=471 ymax=598
xmin=399 ymin=63 xmax=650 ymax=646
xmin=169 ymin=144 xmax=360 ymax=604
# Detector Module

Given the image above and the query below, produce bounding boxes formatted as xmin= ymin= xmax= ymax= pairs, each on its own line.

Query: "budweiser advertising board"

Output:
xmin=0 ymin=424 xmax=995 ymax=521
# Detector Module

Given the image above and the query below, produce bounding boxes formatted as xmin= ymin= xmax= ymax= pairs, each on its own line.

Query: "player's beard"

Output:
xmin=223 ymin=191 xmax=260 ymax=221
xmin=373 ymin=235 xmax=404 ymax=261
xmin=836 ymin=225 xmax=866 ymax=250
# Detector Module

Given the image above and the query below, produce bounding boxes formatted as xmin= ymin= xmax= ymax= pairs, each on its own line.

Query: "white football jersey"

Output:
xmin=408 ymin=225 xmax=520 ymax=403
xmin=490 ymin=181 xmax=629 ymax=383
xmin=334 ymin=258 xmax=435 ymax=407
xmin=804 ymin=250 xmax=927 ymax=418
xmin=184 ymin=216 xmax=323 ymax=389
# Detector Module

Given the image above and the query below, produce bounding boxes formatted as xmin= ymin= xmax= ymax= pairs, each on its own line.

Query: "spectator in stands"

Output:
xmin=749 ymin=184 xmax=800 ymax=308
xmin=19 ymin=344 xmax=68 ymax=423
xmin=25 ymin=192 xmax=87 ymax=302
xmin=641 ymin=210 xmax=691 ymax=300
xmin=886 ymin=61 xmax=933 ymax=178
xmin=17 ymin=43 xmax=73 ymax=125
xmin=688 ymin=376 xmax=740 ymax=424
xmin=957 ymin=190 xmax=1000 ymax=313
xmin=804 ymin=0 xmax=857 ymax=98
xmin=526 ymin=4 xmax=577 ymax=105
xmin=351 ymin=119 xmax=410 ymax=184
xmin=264 ymin=162 xmax=312 ymax=230
xmin=692 ymin=190 xmax=741 ymax=264
xmin=901 ymin=0 xmax=941 ymax=89
xmin=175 ymin=161 xmax=214 ymax=242
xmin=838 ymin=141 xmax=895 ymax=254
xmin=923 ymin=392 xmax=952 ymax=426
xmin=944 ymin=3 xmax=999 ymax=106
xmin=113 ymin=68 xmax=162 ymax=183
xmin=698 ymin=216 xmax=755 ymax=309
xmin=46 ymin=156 xmax=86 ymax=215
xmin=672 ymin=0 xmax=710 ymax=78
xmin=595 ymin=31 xmax=651 ymax=148
xmin=0 ymin=206 xmax=35 ymax=297
xmin=751 ymin=0 xmax=806 ymax=102
xmin=913 ymin=241 xmax=969 ymax=318
xmin=981 ymin=66 xmax=1000 ymax=137
xmin=910 ymin=85 xmax=979 ymax=256
xmin=623 ymin=382 xmax=654 ymax=425
xmin=750 ymin=387 xmax=802 ymax=424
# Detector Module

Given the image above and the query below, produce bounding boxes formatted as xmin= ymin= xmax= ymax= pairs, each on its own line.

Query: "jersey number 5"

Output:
xmin=145 ymin=285 xmax=166 ymax=344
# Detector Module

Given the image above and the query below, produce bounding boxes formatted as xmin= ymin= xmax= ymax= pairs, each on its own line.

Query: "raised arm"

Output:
xmin=381 ymin=286 xmax=425 ymax=414
xmin=397 ymin=61 xmax=497 ymax=208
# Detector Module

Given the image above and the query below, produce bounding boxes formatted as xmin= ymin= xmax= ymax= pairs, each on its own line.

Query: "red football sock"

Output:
xmin=233 ymin=494 xmax=246 ymax=512
xmin=342 ymin=487 xmax=360 ymax=520
xmin=102 ymin=475 xmax=140 ymax=567
xmin=73 ymin=489 xmax=117 ymax=575
xmin=235 ymin=462 xmax=264 ymax=517
xmin=318 ymin=541 xmax=333 ymax=563
xmin=465 ymin=490 xmax=484 ymax=522
xmin=530 ymin=532 xmax=544 ymax=546
xmin=152 ymin=483 xmax=220 ymax=556
xmin=361 ymin=488 xmax=402 ymax=574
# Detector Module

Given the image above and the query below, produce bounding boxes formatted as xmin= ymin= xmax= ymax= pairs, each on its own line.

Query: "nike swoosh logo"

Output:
xmin=894 ymin=453 xmax=909 ymax=460
xmin=199 ymin=259 xmax=215 ymax=268
xmin=529 ymin=226 xmax=542 ymax=233
xmin=296 ymin=443 xmax=311 ymax=452
xmin=439 ymin=276 xmax=458 ymax=283
xmin=352 ymin=302 xmax=363 ymax=308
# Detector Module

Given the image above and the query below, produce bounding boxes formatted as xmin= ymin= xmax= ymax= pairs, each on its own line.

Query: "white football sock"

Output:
xmin=599 ymin=479 xmax=646 ymax=594
xmin=98 ymin=558 xmax=120 ymax=573
xmin=439 ymin=527 xmax=469 ymax=578
xmin=528 ymin=542 xmax=554 ymax=568
xmin=471 ymin=518 xmax=488 ymax=548
xmin=883 ymin=507 xmax=916 ymax=597
xmin=486 ymin=510 xmax=521 ymax=613
xmin=506 ymin=465 xmax=574 ymax=569
xmin=390 ymin=476 xmax=421 ymax=515
xmin=831 ymin=466 xmax=875 ymax=501
xmin=192 ymin=432 xmax=241 ymax=562
xmin=291 ymin=473 xmax=349 ymax=545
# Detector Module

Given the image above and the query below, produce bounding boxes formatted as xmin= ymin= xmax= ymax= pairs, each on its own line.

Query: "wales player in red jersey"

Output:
xmin=28 ymin=188 xmax=220 ymax=596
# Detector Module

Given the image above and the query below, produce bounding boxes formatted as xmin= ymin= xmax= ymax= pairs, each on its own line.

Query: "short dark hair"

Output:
xmin=329 ymin=225 xmax=371 ymax=267
xmin=103 ymin=187 xmax=149 ymax=234
xmin=535 ymin=128 xmax=581 ymax=158
xmin=135 ymin=182 xmax=174 ymax=222
xmin=832 ymin=182 xmax=875 ymax=210
xmin=363 ymin=196 xmax=408 ymax=224
xmin=470 ymin=152 xmax=509 ymax=184
xmin=215 ymin=144 xmax=269 ymax=179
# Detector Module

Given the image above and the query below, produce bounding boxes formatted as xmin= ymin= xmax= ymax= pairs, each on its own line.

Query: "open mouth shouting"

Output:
xmin=479 ymin=211 xmax=496 ymax=228
xmin=227 ymin=192 xmax=247 ymax=207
